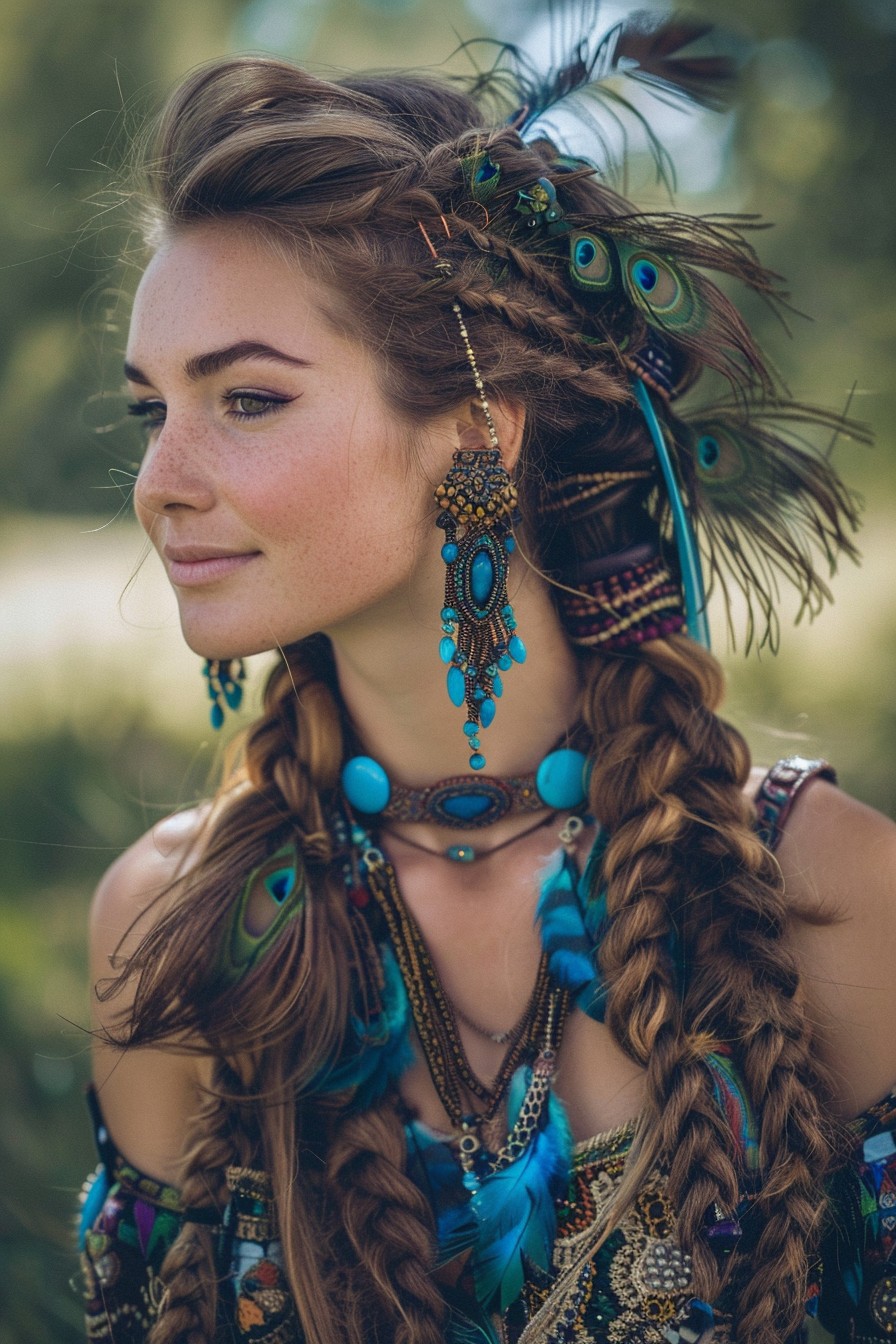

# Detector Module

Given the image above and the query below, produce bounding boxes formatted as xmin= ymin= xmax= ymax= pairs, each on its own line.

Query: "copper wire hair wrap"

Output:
xmin=99 ymin=54 xmax=854 ymax=1344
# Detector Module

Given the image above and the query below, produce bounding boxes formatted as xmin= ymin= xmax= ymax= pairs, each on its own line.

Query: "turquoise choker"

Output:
xmin=340 ymin=748 xmax=589 ymax=830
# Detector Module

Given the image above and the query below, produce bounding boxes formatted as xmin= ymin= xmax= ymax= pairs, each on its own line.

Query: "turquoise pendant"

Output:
xmin=446 ymin=844 xmax=476 ymax=862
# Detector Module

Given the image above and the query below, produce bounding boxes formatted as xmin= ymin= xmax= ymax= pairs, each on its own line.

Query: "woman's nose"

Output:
xmin=134 ymin=417 xmax=217 ymax=519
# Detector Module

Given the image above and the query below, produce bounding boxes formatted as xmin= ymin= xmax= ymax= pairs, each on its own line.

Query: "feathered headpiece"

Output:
xmin=456 ymin=3 xmax=862 ymax=651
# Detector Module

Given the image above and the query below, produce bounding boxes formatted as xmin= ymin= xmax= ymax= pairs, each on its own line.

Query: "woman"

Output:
xmin=79 ymin=20 xmax=896 ymax=1344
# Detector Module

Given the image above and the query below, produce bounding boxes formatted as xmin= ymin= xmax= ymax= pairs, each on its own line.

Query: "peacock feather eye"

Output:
xmin=694 ymin=426 xmax=746 ymax=487
xmin=617 ymin=243 xmax=698 ymax=328
xmin=460 ymin=150 xmax=502 ymax=203
xmin=568 ymin=230 xmax=616 ymax=291
xmin=697 ymin=434 xmax=721 ymax=471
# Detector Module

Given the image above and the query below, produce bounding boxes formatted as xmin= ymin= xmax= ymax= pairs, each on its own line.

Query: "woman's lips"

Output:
xmin=163 ymin=547 xmax=260 ymax=586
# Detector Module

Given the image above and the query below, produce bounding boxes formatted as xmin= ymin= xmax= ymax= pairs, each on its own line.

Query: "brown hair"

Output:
xmin=104 ymin=54 xmax=848 ymax=1344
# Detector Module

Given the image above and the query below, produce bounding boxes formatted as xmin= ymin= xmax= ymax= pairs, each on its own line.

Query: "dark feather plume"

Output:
xmin=505 ymin=4 xmax=738 ymax=135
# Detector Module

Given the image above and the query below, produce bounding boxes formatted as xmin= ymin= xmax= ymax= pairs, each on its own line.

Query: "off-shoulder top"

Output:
xmin=78 ymin=759 xmax=896 ymax=1343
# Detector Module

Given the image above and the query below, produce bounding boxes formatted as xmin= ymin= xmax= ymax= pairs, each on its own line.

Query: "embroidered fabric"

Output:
xmin=79 ymin=756 xmax=895 ymax=1343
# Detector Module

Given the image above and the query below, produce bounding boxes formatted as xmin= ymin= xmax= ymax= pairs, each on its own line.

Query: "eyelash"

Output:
xmin=126 ymin=392 xmax=295 ymax=431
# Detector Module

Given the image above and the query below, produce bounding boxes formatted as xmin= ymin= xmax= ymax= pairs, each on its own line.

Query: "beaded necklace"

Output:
xmin=361 ymin=843 xmax=567 ymax=1143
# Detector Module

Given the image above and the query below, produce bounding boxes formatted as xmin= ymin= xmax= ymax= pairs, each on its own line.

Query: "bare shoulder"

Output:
xmin=90 ymin=806 xmax=214 ymax=1186
xmin=90 ymin=805 xmax=210 ymax=972
xmin=774 ymin=777 xmax=896 ymax=1116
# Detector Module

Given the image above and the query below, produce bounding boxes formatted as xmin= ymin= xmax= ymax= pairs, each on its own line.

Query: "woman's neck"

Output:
xmin=327 ymin=562 xmax=582 ymax=786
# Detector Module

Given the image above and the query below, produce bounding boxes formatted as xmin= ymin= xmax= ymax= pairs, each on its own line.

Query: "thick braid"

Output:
xmin=147 ymin=1085 xmax=248 ymax=1344
xmin=326 ymin=1099 xmax=445 ymax=1344
xmin=244 ymin=643 xmax=446 ymax=1344
xmin=584 ymin=637 xmax=834 ymax=1339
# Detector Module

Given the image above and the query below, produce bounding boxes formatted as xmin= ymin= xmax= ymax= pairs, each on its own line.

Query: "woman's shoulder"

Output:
xmin=92 ymin=806 xmax=211 ymax=934
xmin=89 ymin=806 xmax=216 ymax=1186
xmin=755 ymin=761 xmax=896 ymax=1116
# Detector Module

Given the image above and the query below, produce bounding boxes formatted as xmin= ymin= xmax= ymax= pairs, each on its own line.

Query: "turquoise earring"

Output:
xmin=203 ymin=658 xmax=246 ymax=729
xmin=434 ymin=305 xmax=525 ymax=772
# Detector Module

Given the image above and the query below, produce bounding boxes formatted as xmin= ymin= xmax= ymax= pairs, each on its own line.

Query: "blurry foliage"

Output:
xmin=0 ymin=1 xmax=893 ymax=1340
xmin=0 ymin=718 xmax=206 ymax=1342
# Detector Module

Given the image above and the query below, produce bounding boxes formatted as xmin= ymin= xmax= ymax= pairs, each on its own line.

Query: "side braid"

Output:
xmin=248 ymin=643 xmax=445 ymax=1344
xmin=583 ymin=637 xmax=834 ymax=1339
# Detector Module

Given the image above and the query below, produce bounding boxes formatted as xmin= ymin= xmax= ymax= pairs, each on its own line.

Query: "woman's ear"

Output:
xmin=456 ymin=397 xmax=527 ymax=472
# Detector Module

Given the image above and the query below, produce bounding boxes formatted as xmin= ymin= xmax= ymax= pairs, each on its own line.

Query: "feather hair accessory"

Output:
xmin=452 ymin=6 xmax=863 ymax=650
xmin=669 ymin=401 xmax=865 ymax=650
xmin=486 ymin=2 xmax=739 ymax=184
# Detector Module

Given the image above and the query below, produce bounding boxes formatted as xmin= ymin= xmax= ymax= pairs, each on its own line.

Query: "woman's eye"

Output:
xmin=127 ymin=400 xmax=166 ymax=431
xmin=227 ymin=392 xmax=294 ymax=419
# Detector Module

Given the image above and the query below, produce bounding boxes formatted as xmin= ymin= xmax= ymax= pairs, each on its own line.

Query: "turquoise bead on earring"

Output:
xmin=203 ymin=658 xmax=246 ymax=729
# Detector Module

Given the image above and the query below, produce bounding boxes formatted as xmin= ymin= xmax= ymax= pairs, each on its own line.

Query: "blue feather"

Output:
xmin=313 ymin=944 xmax=414 ymax=1105
xmin=535 ymin=839 xmax=609 ymax=1021
xmin=468 ymin=1071 xmax=572 ymax=1315
xmin=441 ymin=1286 xmax=502 ymax=1344
xmin=405 ymin=1121 xmax=478 ymax=1264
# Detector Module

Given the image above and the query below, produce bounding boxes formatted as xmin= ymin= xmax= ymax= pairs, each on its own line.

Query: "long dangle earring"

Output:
xmin=202 ymin=658 xmax=246 ymax=729
xmin=420 ymin=224 xmax=526 ymax=772
xmin=436 ymin=307 xmax=526 ymax=771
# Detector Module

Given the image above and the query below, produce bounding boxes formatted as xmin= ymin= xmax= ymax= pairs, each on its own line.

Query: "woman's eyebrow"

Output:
xmin=123 ymin=340 xmax=313 ymax=386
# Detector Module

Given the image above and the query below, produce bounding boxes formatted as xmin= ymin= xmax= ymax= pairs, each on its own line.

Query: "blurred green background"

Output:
xmin=0 ymin=0 xmax=893 ymax=1339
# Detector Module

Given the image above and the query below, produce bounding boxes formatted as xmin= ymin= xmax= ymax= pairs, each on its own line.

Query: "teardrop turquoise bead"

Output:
xmin=498 ymin=654 xmax=512 ymax=671
xmin=535 ymin=748 xmax=589 ymax=810
xmin=341 ymin=756 xmax=391 ymax=814
xmin=480 ymin=697 xmax=496 ymax=729
xmin=447 ymin=665 xmax=466 ymax=707
xmin=470 ymin=549 xmax=494 ymax=606
xmin=210 ymin=702 xmax=225 ymax=730
xmin=492 ymin=673 xmax=503 ymax=698
xmin=439 ymin=636 xmax=456 ymax=664
xmin=508 ymin=635 xmax=527 ymax=664
xmin=223 ymin=682 xmax=243 ymax=710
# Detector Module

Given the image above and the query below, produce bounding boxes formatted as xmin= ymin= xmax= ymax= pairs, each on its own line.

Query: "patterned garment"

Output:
xmin=78 ymin=1091 xmax=896 ymax=1343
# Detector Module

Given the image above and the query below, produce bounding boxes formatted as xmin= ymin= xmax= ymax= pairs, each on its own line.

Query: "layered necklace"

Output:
xmin=338 ymin=747 xmax=593 ymax=1319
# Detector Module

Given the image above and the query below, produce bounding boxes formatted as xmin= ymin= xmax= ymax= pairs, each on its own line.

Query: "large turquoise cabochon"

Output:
xmin=341 ymin=755 xmax=391 ymax=814
xmin=535 ymin=748 xmax=589 ymax=809
xmin=470 ymin=549 xmax=495 ymax=607
xmin=441 ymin=793 xmax=493 ymax=821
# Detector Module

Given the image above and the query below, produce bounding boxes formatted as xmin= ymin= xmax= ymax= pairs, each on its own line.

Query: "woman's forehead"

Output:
xmin=127 ymin=227 xmax=345 ymax=372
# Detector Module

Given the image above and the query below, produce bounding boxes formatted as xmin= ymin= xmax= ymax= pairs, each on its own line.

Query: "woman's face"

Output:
xmin=128 ymin=224 xmax=453 ymax=659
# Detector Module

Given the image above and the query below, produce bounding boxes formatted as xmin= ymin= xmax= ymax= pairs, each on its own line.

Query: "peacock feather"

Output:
xmin=213 ymin=843 xmax=306 ymax=989
xmin=670 ymin=402 xmax=864 ymax=649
